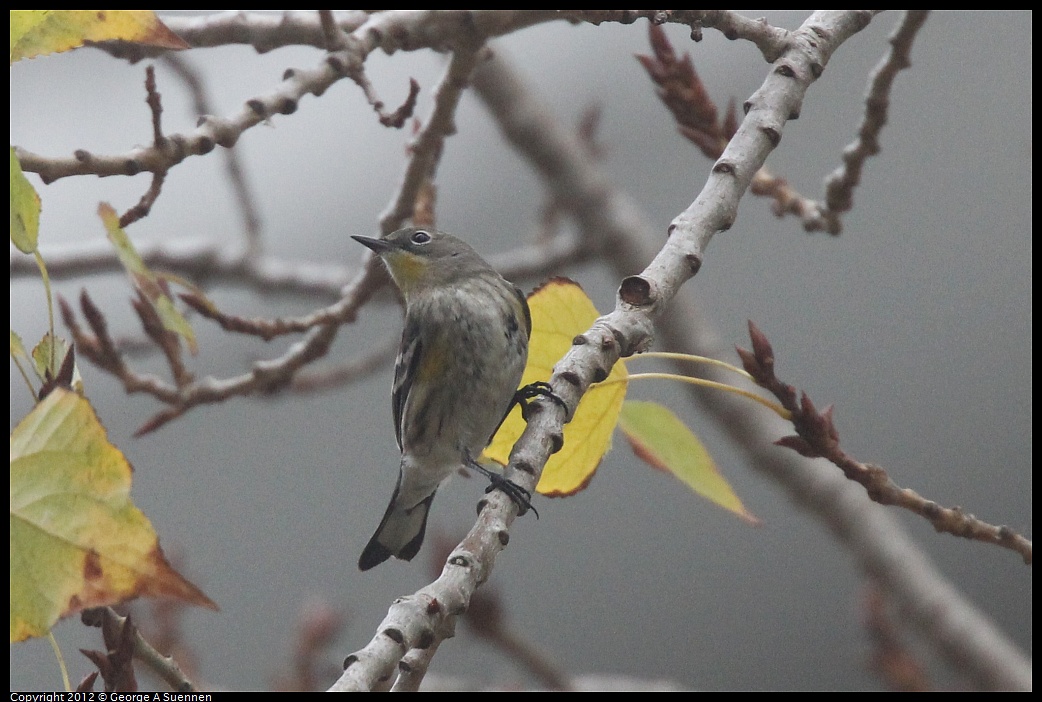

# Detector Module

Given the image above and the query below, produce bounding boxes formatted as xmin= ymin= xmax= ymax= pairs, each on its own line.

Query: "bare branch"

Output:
xmin=17 ymin=11 xmax=806 ymax=187
xmin=130 ymin=264 xmax=378 ymax=434
xmin=668 ymin=11 xmax=880 ymax=253
xmin=155 ymin=11 xmax=790 ymax=62
xmin=118 ymin=66 xmax=169 ymax=229
xmin=179 ymin=291 xmax=343 ymax=341
xmin=676 ymin=10 xmax=792 ymax=60
xmin=58 ymin=251 xmax=388 ymax=434
xmin=160 ymin=53 xmax=265 ymax=259
xmin=319 ymin=10 xmax=419 ymax=128
xmin=378 ymin=43 xmax=487 ymax=234
xmin=289 ymin=339 xmax=395 ymax=393
xmin=12 ymin=239 xmax=351 ymax=298
xmin=100 ymin=11 xmax=371 ymax=59
xmin=14 ymin=11 xmax=559 ymax=185
xmin=84 ymin=608 xmax=198 ymax=693
xmin=810 ymin=10 xmax=932 ymax=234
xmin=738 ymin=322 xmax=1032 ymax=564
xmin=157 ymin=11 xmax=791 ymax=59
xmin=145 ymin=65 xmax=165 ymax=146
xmin=567 ymin=10 xmax=793 ymax=61
xmin=638 ymin=24 xmax=828 ymax=229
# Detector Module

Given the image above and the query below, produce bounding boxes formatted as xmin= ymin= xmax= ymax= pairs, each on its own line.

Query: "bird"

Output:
xmin=352 ymin=226 xmax=534 ymax=570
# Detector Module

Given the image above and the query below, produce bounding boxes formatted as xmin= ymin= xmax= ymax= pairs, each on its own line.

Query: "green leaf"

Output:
xmin=10 ymin=148 xmax=40 ymax=254
xmin=99 ymin=203 xmax=198 ymax=354
xmin=618 ymin=400 xmax=758 ymax=523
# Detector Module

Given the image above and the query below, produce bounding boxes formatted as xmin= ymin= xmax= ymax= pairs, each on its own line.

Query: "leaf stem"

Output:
xmin=626 ymin=350 xmax=754 ymax=380
xmin=47 ymin=632 xmax=72 ymax=692
xmin=599 ymin=371 xmax=791 ymax=419
xmin=34 ymin=250 xmax=56 ymax=371
xmin=10 ymin=337 xmax=38 ymax=399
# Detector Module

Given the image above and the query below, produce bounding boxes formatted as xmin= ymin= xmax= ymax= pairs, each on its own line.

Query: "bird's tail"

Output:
xmin=358 ymin=471 xmax=436 ymax=571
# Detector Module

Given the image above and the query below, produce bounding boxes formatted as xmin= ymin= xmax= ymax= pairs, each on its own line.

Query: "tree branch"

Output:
xmin=469 ymin=15 xmax=1030 ymax=692
xmin=160 ymin=52 xmax=265 ymax=259
xmin=738 ymin=322 xmax=1032 ymax=563
xmin=811 ymin=10 xmax=932 ymax=233
xmin=378 ymin=41 xmax=488 ymax=234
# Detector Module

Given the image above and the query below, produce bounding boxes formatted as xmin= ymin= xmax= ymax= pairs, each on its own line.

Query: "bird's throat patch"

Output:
xmin=385 ymin=250 xmax=427 ymax=293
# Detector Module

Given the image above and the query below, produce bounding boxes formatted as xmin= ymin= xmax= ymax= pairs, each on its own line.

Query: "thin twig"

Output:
xmin=82 ymin=608 xmax=197 ymax=692
xmin=119 ymin=66 xmax=169 ymax=229
xmin=808 ymin=10 xmax=931 ymax=234
xmin=15 ymin=12 xmax=558 ymax=185
xmin=319 ymin=10 xmax=420 ymax=128
xmin=737 ymin=321 xmax=1033 ymax=565
xmin=179 ymin=291 xmax=343 ymax=341
xmin=290 ymin=339 xmax=396 ymax=393
xmin=161 ymin=53 xmax=265 ymax=260
xmin=61 ymin=258 xmax=386 ymax=434
xmin=13 ymin=239 xmax=351 ymax=297
xmin=378 ymin=42 xmax=487 ymax=234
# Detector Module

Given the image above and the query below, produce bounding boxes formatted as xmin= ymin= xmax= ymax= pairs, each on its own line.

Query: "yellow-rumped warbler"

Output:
xmin=352 ymin=227 xmax=534 ymax=570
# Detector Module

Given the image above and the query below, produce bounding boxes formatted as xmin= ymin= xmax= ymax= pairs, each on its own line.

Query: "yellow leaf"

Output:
xmin=10 ymin=389 xmax=216 ymax=642
xmin=484 ymin=278 xmax=627 ymax=496
xmin=10 ymin=10 xmax=188 ymax=64
xmin=99 ymin=203 xmax=198 ymax=354
xmin=618 ymin=401 xmax=758 ymax=523
xmin=10 ymin=148 xmax=40 ymax=254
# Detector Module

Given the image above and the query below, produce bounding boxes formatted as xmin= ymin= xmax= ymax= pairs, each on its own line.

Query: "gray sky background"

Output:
xmin=11 ymin=11 xmax=1031 ymax=691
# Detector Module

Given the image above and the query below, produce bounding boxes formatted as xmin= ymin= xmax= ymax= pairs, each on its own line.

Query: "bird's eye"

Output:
xmin=411 ymin=230 xmax=432 ymax=245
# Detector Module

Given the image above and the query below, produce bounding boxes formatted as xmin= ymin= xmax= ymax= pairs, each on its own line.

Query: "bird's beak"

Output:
xmin=352 ymin=235 xmax=392 ymax=254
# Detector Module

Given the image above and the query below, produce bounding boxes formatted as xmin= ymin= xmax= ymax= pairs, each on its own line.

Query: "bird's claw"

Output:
xmin=512 ymin=381 xmax=567 ymax=422
xmin=468 ymin=458 xmax=539 ymax=519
